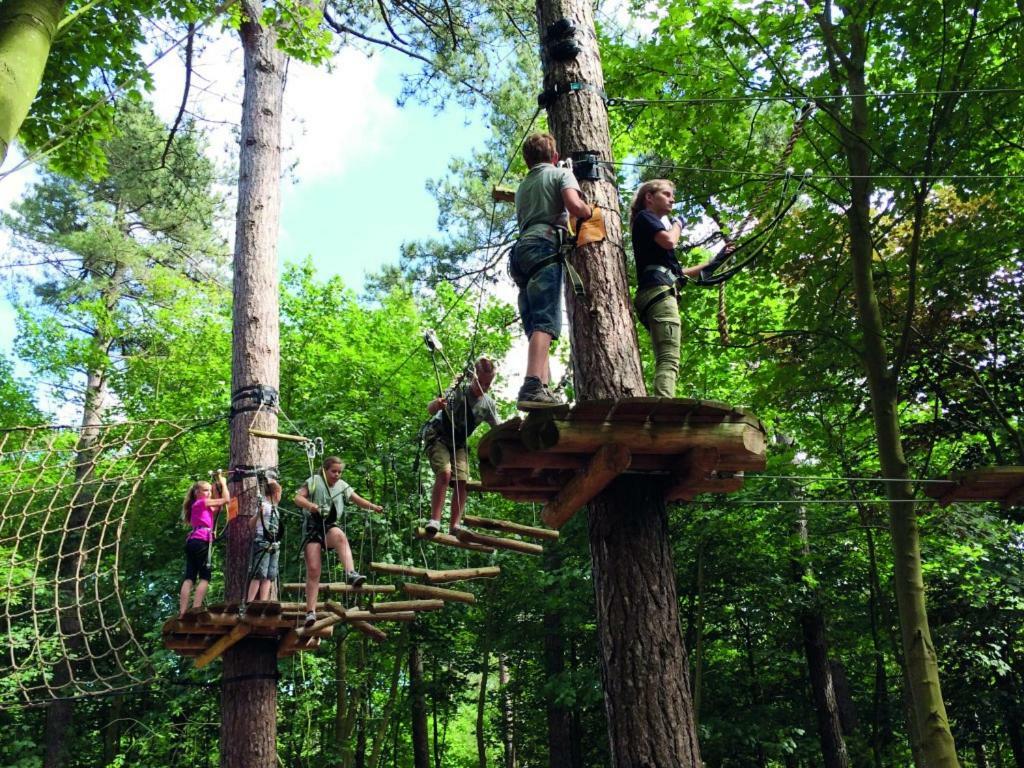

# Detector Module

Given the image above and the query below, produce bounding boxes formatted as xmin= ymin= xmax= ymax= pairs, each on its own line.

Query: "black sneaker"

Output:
xmin=346 ymin=570 xmax=367 ymax=588
xmin=424 ymin=519 xmax=440 ymax=537
xmin=516 ymin=377 xmax=564 ymax=410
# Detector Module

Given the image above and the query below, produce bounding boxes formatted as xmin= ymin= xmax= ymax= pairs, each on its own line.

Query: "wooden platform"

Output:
xmin=924 ymin=466 xmax=1024 ymax=508
xmin=162 ymin=597 xmax=419 ymax=661
xmin=473 ymin=397 xmax=766 ymax=528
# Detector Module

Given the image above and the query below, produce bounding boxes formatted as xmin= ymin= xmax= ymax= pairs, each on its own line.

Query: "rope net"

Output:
xmin=0 ymin=419 xmax=187 ymax=706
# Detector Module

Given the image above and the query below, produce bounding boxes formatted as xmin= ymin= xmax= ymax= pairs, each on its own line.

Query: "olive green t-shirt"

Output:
xmin=515 ymin=163 xmax=580 ymax=241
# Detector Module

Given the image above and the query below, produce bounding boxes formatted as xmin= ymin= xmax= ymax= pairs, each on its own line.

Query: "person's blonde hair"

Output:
xmin=522 ymin=133 xmax=557 ymax=167
xmin=182 ymin=480 xmax=212 ymax=523
xmin=630 ymin=179 xmax=675 ymax=224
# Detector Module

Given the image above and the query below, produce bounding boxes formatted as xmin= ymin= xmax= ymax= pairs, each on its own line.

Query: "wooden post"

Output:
xmin=196 ymin=624 xmax=253 ymax=669
xmin=541 ymin=444 xmax=631 ymax=529
xmin=221 ymin=2 xmax=285 ymax=766
xmin=532 ymin=0 xmax=704 ymax=760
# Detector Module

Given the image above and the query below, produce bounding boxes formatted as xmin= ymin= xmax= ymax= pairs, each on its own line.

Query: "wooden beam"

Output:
xmin=248 ymin=428 xmax=309 ymax=443
xmin=350 ymin=621 xmax=388 ymax=642
xmin=465 ymin=483 xmax=555 ymax=502
xmin=462 ymin=514 xmax=559 ymax=541
xmin=164 ymin=638 xmax=212 ymax=652
xmin=415 ymin=527 xmax=495 ymax=554
xmin=664 ymin=447 xmax=720 ymax=503
xmin=1002 ymin=481 xmax=1024 ymax=509
xmin=370 ymin=599 xmax=445 ymax=613
xmin=402 ymin=582 xmax=476 ymax=605
xmin=369 ymin=563 xmax=501 ymax=583
xmin=487 ymin=440 xmax=587 ymax=470
xmin=296 ymin=613 xmax=344 ymax=637
xmin=279 ymin=583 xmax=396 ymax=595
xmin=455 ymin=527 xmax=544 ymax=555
xmin=195 ymin=623 xmax=252 ymax=669
xmin=542 ymin=444 xmax=632 ymax=529
xmin=277 ymin=629 xmax=300 ymax=658
xmin=491 ymin=185 xmax=516 ymax=203
xmin=521 ymin=419 xmax=765 ymax=471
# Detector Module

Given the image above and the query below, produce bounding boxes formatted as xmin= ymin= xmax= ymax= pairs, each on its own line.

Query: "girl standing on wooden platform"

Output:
xmin=294 ymin=456 xmax=384 ymax=626
xmin=178 ymin=472 xmax=230 ymax=618
xmin=247 ymin=478 xmax=282 ymax=602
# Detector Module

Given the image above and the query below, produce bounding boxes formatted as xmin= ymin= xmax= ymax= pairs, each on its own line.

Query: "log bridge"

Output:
xmin=471 ymin=397 xmax=767 ymax=529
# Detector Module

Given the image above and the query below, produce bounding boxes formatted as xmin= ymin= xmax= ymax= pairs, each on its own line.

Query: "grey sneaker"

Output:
xmin=424 ymin=519 xmax=440 ymax=537
xmin=346 ymin=570 xmax=366 ymax=588
xmin=304 ymin=611 xmax=317 ymax=627
xmin=516 ymin=377 xmax=564 ymax=410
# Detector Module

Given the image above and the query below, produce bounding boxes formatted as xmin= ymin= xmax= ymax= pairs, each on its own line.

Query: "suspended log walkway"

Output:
xmin=472 ymin=397 xmax=766 ymax=528
xmin=924 ymin=466 xmax=1024 ymax=508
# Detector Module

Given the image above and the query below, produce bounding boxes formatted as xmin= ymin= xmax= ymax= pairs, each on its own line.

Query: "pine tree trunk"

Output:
xmin=499 ymin=655 xmax=516 ymax=768
xmin=477 ymin=645 xmax=490 ymax=768
xmin=409 ymin=642 xmax=430 ymax=768
xmin=543 ymin=547 xmax=574 ymax=768
xmin=220 ymin=1 xmax=284 ymax=766
xmin=0 ymin=0 xmax=63 ymax=165
xmin=368 ymin=644 xmax=403 ymax=768
xmin=791 ymin=505 xmax=850 ymax=768
xmin=532 ymin=0 xmax=702 ymax=764
xmin=814 ymin=8 xmax=959 ymax=765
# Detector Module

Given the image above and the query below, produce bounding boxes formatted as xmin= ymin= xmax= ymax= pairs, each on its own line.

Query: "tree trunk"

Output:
xmin=477 ymin=645 xmax=490 ymax=768
xmin=499 ymin=655 xmax=516 ymax=768
xmin=532 ymin=0 xmax=702 ymax=764
xmin=336 ymin=633 xmax=349 ymax=744
xmin=101 ymin=693 xmax=124 ymax=766
xmin=791 ymin=505 xmax=850 ymax=768
xmin=409 ymin=642 xmax=430 ymax=768
xmin=543 ymin=546 xmax=575 ymax=768
xmin=368 ymin=644 xmax=404 ymax=768
xmin=220 ymin=1 xmax=284 ymax=766
xmin=815 ymin=7 xmax=958 ymax=765
xmin=693 ymin=541 xmax=705 ymax=730
xmin=863 ymin=521 xmax=890 ymax=768
xmin=0 ymin=0 xmax=63 ymax=165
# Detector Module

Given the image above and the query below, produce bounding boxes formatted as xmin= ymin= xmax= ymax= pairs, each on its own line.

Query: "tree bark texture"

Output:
xmin=791 ymin=505 xmax=850 ymax=768
xmin=532 ymin=0 xmax=702 ymax=765
xmin=0 ymin=0 xmax=63 ymax=165
xmin=543 ymin=546 xmax=577 ymax=768
xmin=409 ymin=642 xmax=430 ymax=768
xmin=814 ymin=7 xmax=959 ymax=766
xmin=499 ymin=655 xmax=516 ymax=768
xmin=220 ymin=2 xmax=284 ymax=766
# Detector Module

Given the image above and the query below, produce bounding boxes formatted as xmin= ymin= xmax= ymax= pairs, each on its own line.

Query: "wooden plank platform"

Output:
xmin=923 ymin=466 xmax=1024 ymax=507
xmin=475 ymin=397 xmax=766 ymax=528
xmin=163 ymin=601 xmax=346 ymax=662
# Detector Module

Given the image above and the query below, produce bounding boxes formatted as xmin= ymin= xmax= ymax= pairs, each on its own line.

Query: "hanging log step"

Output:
xmin=461 ymin=514 xmax=559 ymax=541
xmin=401 ymin=582 xmax=476 ymax=605
xmin=351 ymin=621 xmax=388 ymax=641
xmin=455 ymin=527 xmax=544 ymax=555
xmin=370 ymin=599 xmax=445 ymax=614
xmin=370 ymin=562 xmax=501 ymax=583
xmin=280 ymin=583 xmax=396 ymax=595
xmin=923 ymin=466 xmax=1024 ymax=507
xmin=344 ymin=610 xmax=417 ymax=623
xmin=414 ymin=527 xmax=495 ymax=553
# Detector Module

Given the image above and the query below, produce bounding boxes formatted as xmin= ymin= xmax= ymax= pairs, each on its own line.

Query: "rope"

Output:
xmin=606 ymin=87 xmax=1024 ymax=107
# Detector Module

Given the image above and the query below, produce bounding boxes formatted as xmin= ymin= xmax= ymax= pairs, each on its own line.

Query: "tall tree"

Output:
xmin=218 ymin=1 xmax=285 ymax=766
xmin=533 ymin=0 xmax=702 ymax=765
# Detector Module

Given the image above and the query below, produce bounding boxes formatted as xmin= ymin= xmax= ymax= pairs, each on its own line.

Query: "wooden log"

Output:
xmin=296 ymin=613 xmax=344 ymax=637
xmin=1002 ymin=481 xmax=1024 ymax=509
xmin=466 ymin=483 xmax=555 ymax=502
xmin=664 ymin=447 xmax=720 ymax=503
xmin=425 ymin=566 xmax=500 ymax=584
xmin=462 ymin=514 xmax=559 ymax=541
xmin=414 ymin=527 xmax=495 ymax=554
xmin=542 ymin=444 xmax=632 ymax=529
xmin=248 ymin=428 xmax=309 ymax=443
xmin=370 ymin=600 xmax=445 ymax=614
xmin=350 ymin=621 xmax=387 ymax=642
xmin=277 ymin=630 xmax=300 ymax=658
xmin=279 ymin=583 xmax=396 ymax=595
xmin=198 ymin=611 xmax=241 ymax=627
xmin=491 ymin=185 xmax=516 ymax=203
xmin=194 ymin=623 xmax=252 ymax=669
xmin=455 ymin=527 xmax=544 ymax=555
xmin=521 ymin=419 xmax=766 ymax=471
xmin=163 ymin=619 xmax=226 ymax=636
xmin=324 ymin=601 xmax=347 ymax=618
xmin=402 ymin=582 xmax=476 ymax=605
xmin=164 ymin=637 xmax=212 ymax=652
xmin=488 ymin=440 xmax=587 ymax=470
xmin=343 ymin=610 xmax=417 ymax=622
xmin=369 ymin=563 xmax=501 ymax=583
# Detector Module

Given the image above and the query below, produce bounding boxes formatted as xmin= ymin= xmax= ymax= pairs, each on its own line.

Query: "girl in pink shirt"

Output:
xmin=178 ymin=473 xmax=230 ymax=618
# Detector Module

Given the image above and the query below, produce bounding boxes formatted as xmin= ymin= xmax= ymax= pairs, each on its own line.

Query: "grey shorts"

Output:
xmin=250 ymin=540 xmax=280 ymax=580
xmin=511 ymin=237 xmax=562 ymax=339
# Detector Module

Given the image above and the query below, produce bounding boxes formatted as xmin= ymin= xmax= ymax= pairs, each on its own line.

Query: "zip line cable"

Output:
xmin=606 ymin=87 xmax=1024 ymax=107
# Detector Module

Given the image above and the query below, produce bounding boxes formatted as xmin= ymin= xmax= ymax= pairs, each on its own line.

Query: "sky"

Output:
xmin=0 ymin=29 xmax=492 ymax=361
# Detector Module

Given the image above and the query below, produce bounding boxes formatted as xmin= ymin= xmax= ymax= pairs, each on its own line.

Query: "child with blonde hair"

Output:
xmin=178 ymin=472 xmax=230 ymax=618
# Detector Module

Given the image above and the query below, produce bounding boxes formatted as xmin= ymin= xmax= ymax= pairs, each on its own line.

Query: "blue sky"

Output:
xmin=0 ymin=39 xmax=491 ymax=362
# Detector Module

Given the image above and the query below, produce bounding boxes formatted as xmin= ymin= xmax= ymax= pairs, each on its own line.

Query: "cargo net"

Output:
xmin=0 ymin=419 xmax=187 ymax=706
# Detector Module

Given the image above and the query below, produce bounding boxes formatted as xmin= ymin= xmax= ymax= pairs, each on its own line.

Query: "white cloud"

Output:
xmin=283 ymin=50 xmax=397 ymax=184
